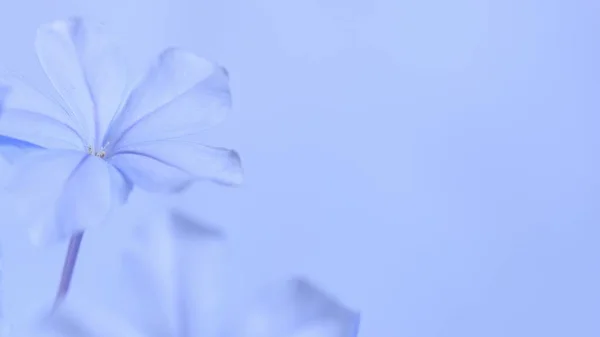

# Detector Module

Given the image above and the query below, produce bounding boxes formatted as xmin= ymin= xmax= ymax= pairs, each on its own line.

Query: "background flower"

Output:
xmin=17 ymin=208 xmax=360 ymax=337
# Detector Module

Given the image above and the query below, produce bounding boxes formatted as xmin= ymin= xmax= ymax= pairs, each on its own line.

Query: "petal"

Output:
xmin=6 ymin=149 xmax=132 ymax=245
xmin=169 ymin=210 xmax=228 ymax=336
xmin=0 ymin=136 xmax=43 ymax=166
xmin=110 ymin=208 xmax=179 ymax=337
xmin=234 ymin=278 xmax=361 ymax=337
xmin=37 ymin=297 xmax=145 ymax=337
xmin=108 ymin=140 xmax=242 ymax=193
xmin=106 ymin=209 xmax=227 ymax=336
xmin=0 ymin=78 xmax=84 ymax=151
xmin=0 ymin=85 xmax=45 ymax=161
xmin=0 ymin=73 xmax=81 ymax=131
xmin=0 ymin=108 xmax=84 ymax=151
xmin=35 ymin=17 xmax=130 ymax=146
xmin=105 ymin=47 xmax=230 ymax=150
xmin=0 ymin=84 xmax=7 ymax=102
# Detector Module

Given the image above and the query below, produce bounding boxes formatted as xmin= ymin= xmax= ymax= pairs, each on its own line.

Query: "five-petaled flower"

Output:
xmin=0 ymin=17 xmax=243 ymax=245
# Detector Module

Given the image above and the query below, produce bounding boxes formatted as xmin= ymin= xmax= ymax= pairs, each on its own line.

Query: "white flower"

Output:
xmin=0 ymin=17 xmax=242 ymax=245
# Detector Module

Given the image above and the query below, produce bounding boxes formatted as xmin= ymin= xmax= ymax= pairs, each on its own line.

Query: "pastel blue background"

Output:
xmin=0 ymin=0 xmax=598 ymax=336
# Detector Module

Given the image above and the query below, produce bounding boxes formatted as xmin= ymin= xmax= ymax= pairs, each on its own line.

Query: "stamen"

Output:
xmin=86 ymin=145 xmax=106 ymax=159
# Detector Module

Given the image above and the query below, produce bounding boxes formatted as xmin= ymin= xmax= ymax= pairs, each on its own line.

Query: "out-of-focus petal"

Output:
xmin=0 ymin=84 xmax=7 ymax=105
xmin=169 ymin=210 xmax=228 ymax=337
xmin=108 ymin=140 xmax=242 ymax=192
xmin=233 ymin=278 xmax=361 ymax=337
xmin=105 ymin=47 xmax=230 ymax=150
xmin=5 ymin=149 xmax=132 ymax=245
xmin=17 ymin=209 xmax=228 ymax=337
xmin=35 ymin=17 xmax=130 ymax=146
xmin=96 ymin=208 xmax=227 ymax=337
xmin=109 ymin=207 xmax=179 ymax=337
xmin=35 ymin=297 xmax=145 ymax=337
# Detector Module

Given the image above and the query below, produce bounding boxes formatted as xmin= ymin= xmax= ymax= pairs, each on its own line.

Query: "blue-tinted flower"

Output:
xmin=0 ymin=17 xmax=242 ymax=244
xmin=234 ymin=278 xmax=361 ymax=337
xmin=19 ymin=209 xmax=360 ymax=337
xmin=32 ymin=279 xmax=360 ymax=337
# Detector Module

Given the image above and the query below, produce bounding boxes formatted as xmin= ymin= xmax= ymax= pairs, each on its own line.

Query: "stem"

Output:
xmin=0 ymin=243 xmax=4 ymax=320
xmin=0 ymin=242 xmax=8 ymax=336
xmin=53 ymin=232 xmax=84 ymax=307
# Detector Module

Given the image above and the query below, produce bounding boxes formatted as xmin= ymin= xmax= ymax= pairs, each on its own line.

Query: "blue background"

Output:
xmin=0 ymin=0 xmax=598 ymax=336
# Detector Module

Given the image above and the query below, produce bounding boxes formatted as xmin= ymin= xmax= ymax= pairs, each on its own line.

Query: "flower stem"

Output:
xmin=53 ymin=232 xmax=84 ymax=307
xmin=0 ymin=243 xmax=9 ymax=336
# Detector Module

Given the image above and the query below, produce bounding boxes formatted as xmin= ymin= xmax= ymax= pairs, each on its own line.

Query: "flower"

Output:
xmin=32 ymin=279 xmax=360 ymax=337
xmin=0 ymin=17 xmax=242 ymax=245
xmin=231 ymin=278 xmax=361 ymax=337
xmin=18 ymin=209 xmax=360 ymax=337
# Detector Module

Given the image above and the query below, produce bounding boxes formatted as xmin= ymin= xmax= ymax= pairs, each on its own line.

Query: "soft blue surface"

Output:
xmin=0 ymin=1 xmax=598 ymax=336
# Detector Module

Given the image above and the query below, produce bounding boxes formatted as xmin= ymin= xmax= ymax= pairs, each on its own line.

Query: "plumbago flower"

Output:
xmin=0 ymin=17 xmax=242 ymax=245
xmin=17 ymin=209 xmax=361 ymax=337
xmin=33 ymin=278 xmax=360 ymax=337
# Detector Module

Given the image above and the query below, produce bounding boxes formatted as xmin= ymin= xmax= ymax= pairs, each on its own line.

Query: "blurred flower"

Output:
xmin=230 ymin=278 xmax=361 ymax=337
xmin=0 ymin=17 xmax=242 ymax=245
xmin=19 ymin=209 xmax=360 ymax=337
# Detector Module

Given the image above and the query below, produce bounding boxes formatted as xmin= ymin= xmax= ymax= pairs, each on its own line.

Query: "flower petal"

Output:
xmin=108 ymin=140 xmax=242 ymax=192
xmin=5 ymin=149 xmax=132 ymax=245
xmin=104 ymin=209 xmax=227 ymax=336
xmin=169 ymin=210 xmax=228 ymax=336
xmin=110 ymin=208 xmax=180 ymax=337
xmin=234 ymin=278 xmax=361 ymax=337
xmin=0 ymin=136 xmax=43 ymax=164
xmin=21 ymin=209 xmax=228 ymax=337
xmin=0 ymin=85 xmax=45 ymax=161
xmin=0 ymin=108 xmax=84 ymax=151
xmin=35 ymin=17 xmax=130 ymax=146
xmin=0 ymin=79 xmax=84 ymax=152
xmin=0 ymin=74 xmax=81 ymax=132
xmin=37 ymin=297 xmax=145 ymax=337
xmin=105 ymin=47 xmax=230 ymax=150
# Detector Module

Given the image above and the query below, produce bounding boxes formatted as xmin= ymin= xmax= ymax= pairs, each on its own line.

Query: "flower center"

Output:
xmin=86 ymin=145 xmax=106 ymax=159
